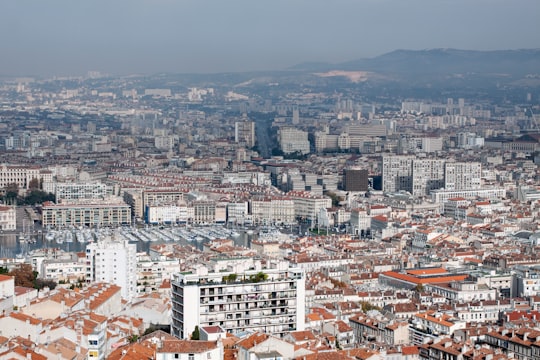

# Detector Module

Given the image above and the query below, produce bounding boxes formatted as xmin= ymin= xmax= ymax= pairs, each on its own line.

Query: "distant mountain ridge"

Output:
xmin=292 ymin=48 xmax=540 ymax=77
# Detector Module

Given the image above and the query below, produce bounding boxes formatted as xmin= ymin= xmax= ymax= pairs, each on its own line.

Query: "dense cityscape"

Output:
xmin=0 ymin=51 xmax=540 ymax=360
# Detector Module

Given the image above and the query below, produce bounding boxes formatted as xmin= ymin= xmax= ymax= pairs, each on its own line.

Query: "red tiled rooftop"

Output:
xmin=406 ymin=268 xmax=447 ymax=276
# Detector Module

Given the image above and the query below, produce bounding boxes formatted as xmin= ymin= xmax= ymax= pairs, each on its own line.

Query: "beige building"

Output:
xmin=41 ymin=202 xmax=131 ymax=227
xmin=0 ymin=206 xmax=16 ymax=230
xmin=250 ymin=196 xmax=295 ymax=225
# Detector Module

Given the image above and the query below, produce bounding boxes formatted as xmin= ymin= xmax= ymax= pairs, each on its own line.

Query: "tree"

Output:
xmin=223 ymin=273 xmax=238 ymax=283
xmin=23 ymin=190 xmax=55 ymax=205
xmin=34 ymin=278 xmax=57 ymax=290
xmin=28 ymin=178 xmax=40 ymax=190
xmin=4 ymin=182 xmax=19 ymax=203
xmin=326 ymin=191 xmax=344 ymax=207
xmin=8 ymin=264 xmax=36 ymax=288
xmin=0 ymin=267 xmax=8 ymax=275
xmin=249 ymin=272 xmax=268 ymax=283
xmin=128 ymin=335 xmax=139 ymax=343
xmin=360 ymin=301 xmax=381 ymax=313
xmin=191 ymin=326 xmax=200 ymax=340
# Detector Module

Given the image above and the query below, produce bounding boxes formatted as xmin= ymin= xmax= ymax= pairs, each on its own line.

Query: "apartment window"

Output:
xmin=189 ymin=354 xmax=195 ymax=360
xmin=174 ymin=355 xmax=179 ymax=359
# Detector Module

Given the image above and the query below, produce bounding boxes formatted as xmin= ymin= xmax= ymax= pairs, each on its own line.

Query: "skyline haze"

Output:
xmin=1 ymin=0 xmax=540 ymax=77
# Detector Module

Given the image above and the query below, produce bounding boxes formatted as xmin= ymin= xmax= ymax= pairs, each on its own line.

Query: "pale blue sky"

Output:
xmin=1 ymin=0 xmax=539 ymax=76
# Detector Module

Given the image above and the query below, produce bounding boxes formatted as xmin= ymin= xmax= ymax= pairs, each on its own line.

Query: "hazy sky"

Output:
xmin=1 ymin=0 xmax=539 ymax=76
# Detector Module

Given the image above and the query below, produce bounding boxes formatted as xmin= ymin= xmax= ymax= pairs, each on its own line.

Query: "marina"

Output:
xmin=0 ymin=224 xmax=255 ymax=259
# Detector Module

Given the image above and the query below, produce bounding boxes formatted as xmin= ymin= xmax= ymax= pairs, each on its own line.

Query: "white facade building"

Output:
xmin=412 ymin=159 xmax=445 ymax=197
xmin=55 ymin=182 xmax=112 ymax=202
xmin=0 ymin=206 xmax=16 ymax=231
xmin=171 ymin=264 xmax=305 ymax=339
xmin=146 ymin=204 xmax=188 ymax=224
xmin=444 ymin=161 xmax=482 ymax=190
xmin=382 ymin=155 xmax=414 ymax=194
xmin=288 ymin=191 xmax=332 ymax=222
xmin=279 ymin=127 xmax=310 ymax=155
xmin=85 ymin=237 xmax=137 ymax=300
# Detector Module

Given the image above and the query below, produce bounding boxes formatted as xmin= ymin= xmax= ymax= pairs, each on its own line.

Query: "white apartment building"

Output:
xmin=146 ymin=204 xmax=188 ymax=224
xmin=279 ymin=127 xmax=310 ymax=155
xmin=250 ymin=196 xmax=295 ymax=225
xmin=85 ymin=237 xmax=137 ymax=300
xmin=0 ymin=206 xmax=16 ymax=231
xmin=55 ymin=182 xmax=112 ymax=202
xmin=0 ymin=164 xmax=49 ymax=190
xmin=399 ymin=137 xmax=443 ymax=154
xmin=226 ymin=202 xmax=249 ymax=223
xmin=171 ymin=264 xmax=305 ymax=339
xmin=338 ymin=132 xmax=351 ymax=150
xmin=443 ymin=197 xmax=470 ymax=219
xmin=444 ymin=161 xmax=482 ymax=190
xmin=288 ymin=191 xmax=332 ymax=222
xmin=41 ymin=257 xmax=86 ymax=283
xmin=155 ymin=136 xmax=175 ymax=150
xmin=424 ymin=281 xmax=497 ymax=302
xmin=431 ymin=188 xmax=506 ymax=204
xmin=513 ymin=266 xmax=540 ymax=297
xmin=382 ymin=155 xmax=414 ymax=194
xmin=235 ymin=120 xmax=256 ymax=148
xmin=409 ymin=311 xmax=466 ymax=345
xmin=192 ymin=201 xmax=216 ymax=224
xmin=384 ymin=156 xmax=483 ymax=197
xmin=350 ymin=208 xmax=370 ymax=233
xmin=137 ymin=253 xmax=180 ymax=293
xmin=0 ymin=274 xmax=14 ymax=296
xmin=412 ymin=159 xmax=445 ymax=197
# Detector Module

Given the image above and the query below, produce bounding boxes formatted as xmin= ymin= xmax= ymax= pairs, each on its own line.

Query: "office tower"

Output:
xmin=235 ymin=119 xmax=256 ymax=148
xmin=292 ymin=108 xmax=300 ymax=125
xmin=444 ymin=162 xmax=482 ymax=191
xmin=382 ymin=155 xmax=414 ymax=193
xmin=85 ymin=237 xmax=137 ymax=300
xmin=279 ymin=127 xmax=310 ymax=154
xmin=87 ymin=121 xmax=96 ymax=134
xmin=343 ymin=169 xmax=369 ymax=192
xmin=412 ymin=159 xmax=446 ymax=197
xmin=171 ymin=265 xmax=305 ymax=339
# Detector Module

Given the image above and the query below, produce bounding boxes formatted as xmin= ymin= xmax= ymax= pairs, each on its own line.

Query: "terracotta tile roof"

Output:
xmin=108 ymin=342 xmax=155 ymax=360
xmin=88 ymin=312 xmax=107 ymax=323
xmin=224 ymin=348 xmax=239 ymax=360
xmin=0 ymin=274 xmax=13 ymax=282
xmin=401 ymin=345 xmax=419 ymax=355
xmin=39 ymin=337 xmax=87 ymax=359
xmin=289 ymin=330 xmax=317 ymax=342
xmin=236 ymin=333 xmax=269 ymax=350
xmin=334 ymin=320 xmax=353 ymax=333
xmin=9 ymin=312 xmax=43 ymax=326
xmin=85 ymin=283 xmax=121 ymax=310
xmin=306 ymin=313 xmax=322 ymax=322
xmin=340 ymin=348 xmax=379 ymax=359
xmin=406 ymin=267 xmax=447 ymax=275
xmin=46 ymin=288 xmax=85 ymax=307
xmin=201 ymin=325 xmax=223 ymax=334
xmin=296 ymin=351 xmax=352 ymax=360
xmin=1 ymin=346 xmax=48 ymax=360
xmin=383 ymin=270 xmax=468 ymax=285
xmin=415 ymin=311 xmax=455 ymax=328
xmin=159 ymin=340 xmax=218 ymax=353
xmin=14 ymin=286 xmax=35 ymax=296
